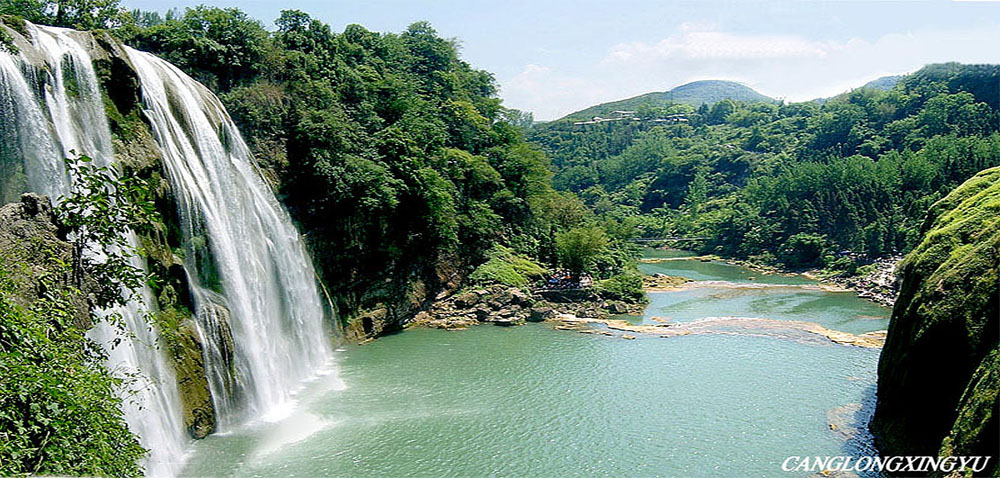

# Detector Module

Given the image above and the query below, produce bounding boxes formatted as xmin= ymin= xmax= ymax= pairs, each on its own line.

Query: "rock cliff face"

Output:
xmin=871 ymin=166 xmax=999 ymax=474
xmin=0 ymin=194 xmax=88 ymax=324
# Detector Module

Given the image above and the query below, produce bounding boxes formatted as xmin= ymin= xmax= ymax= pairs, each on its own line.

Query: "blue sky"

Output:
xmin=121 ymin=0 xmax=1000 ymax=120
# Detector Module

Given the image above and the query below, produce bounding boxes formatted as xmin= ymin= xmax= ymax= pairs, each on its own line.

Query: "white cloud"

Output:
xmin=500 ymin=23 xmax=1000 ymax=121
xmin=500 ymin=64 xmax=611 ymax=120
xmin=606 ymin=31 xmax=833 ymax=62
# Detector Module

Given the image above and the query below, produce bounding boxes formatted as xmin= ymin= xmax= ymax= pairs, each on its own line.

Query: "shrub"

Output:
xmin=468 ymin=245 xmax=547 ymax=287
xmin=555 ymin=226 xmax=609 ymax=279
xmin=779 ymin=233 xmax=827 ymax=268
xmin=0 ymin=267 xmax=146 ymax=476
xmin=595 ymin=271 xmax=646 ymax=303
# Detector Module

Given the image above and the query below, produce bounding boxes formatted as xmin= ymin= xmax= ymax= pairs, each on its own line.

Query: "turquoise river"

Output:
xmin=180 ymin=250 xmax=890 ymax=477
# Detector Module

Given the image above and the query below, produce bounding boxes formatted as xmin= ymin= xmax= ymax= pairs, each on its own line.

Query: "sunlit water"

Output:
xmin=181 ymin=251 xmax=888 ymax=477
xmin=638 ymin=252 xmax=889 ymax=335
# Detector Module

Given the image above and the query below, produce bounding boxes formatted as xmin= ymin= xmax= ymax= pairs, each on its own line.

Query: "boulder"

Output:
xmin=452 ymin=291 xmax=479 ymax=308
xmin=492 ymin=317 xmax=524 ymax=327
xmin=509 ymin=288 xmax=530 ymax=305
xmin=606 ymin=301 xmax=629 ymax=315
xmin=473 ymin=307 xmax=491 ymax=321
xmin=528 ymin=307 xmax=555 ymax=322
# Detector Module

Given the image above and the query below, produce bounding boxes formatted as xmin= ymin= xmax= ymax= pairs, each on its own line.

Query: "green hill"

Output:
xmin=861 ymin=75 xmax=903 ymax=91
xmin=559 ymin=80 xmax=775 ymax=121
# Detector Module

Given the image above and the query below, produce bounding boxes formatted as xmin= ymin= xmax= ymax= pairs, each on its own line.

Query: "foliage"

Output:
xmin=0 ymin=267 xmax=146 ymax=476
xmin=124 ymin=6 xmax=270 ymax=91
xmin=555 ymin=226 xmax=609 ymax=279
xmin=532 ymin=63 xmax=1000 ymax=267
xmin=595 ymin=271 xmax=645 ymax=303
xmin=0 ymin=149 xmax=171 ymax=474
xmin=0 ymin=0 xmax=131 ymax=30
xmin=55 ymin=154 xmax=160 ymax=312
xmin=778 ymin=233 xmax=828 ymax=268
xmin=0 ymin=16 xmax=18 ymax=53
xmin=468 ymin=245 xmax=547 ymax=288
xmin=0 ymin=177 xmax=157 ymax=475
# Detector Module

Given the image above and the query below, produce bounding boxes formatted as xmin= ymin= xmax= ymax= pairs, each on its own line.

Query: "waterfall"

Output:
xmin=124 ymin=48 xmax=334 ymax=429
xmin=1 ymin=19 xmax=335 ymax=474
xmin=0 ymin=24 xmax=189 ymax=475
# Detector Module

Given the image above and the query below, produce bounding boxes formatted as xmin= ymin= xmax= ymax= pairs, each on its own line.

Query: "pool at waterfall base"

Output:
xmin=180 ymin=253 xmax=889 ymax=477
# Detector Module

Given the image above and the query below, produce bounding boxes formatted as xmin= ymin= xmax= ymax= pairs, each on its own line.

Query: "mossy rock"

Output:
xmin=871 ymin=166 xmax=1000 ymax=476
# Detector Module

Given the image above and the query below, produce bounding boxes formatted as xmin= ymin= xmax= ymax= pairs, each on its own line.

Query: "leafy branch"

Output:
xmin=55 ymin=153 xmax=161 ymax=313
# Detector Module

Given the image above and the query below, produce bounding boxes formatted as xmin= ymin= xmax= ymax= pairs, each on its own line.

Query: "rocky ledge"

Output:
xmin=822 ymin=256 xmax=900 ymax=307
xmin=410 ymin=285 xmax=641 ymax=330
xmin=643 ymin=273 xmax=692 ymax=291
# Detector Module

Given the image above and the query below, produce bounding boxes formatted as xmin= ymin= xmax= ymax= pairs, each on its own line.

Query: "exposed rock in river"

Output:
xmin=552 ymin=315 xmax=887 ymax=348
xmin=643 ymin=273 xmax=692 ymax=291
xmin=410 ymin=284 xmax=638 ymax=330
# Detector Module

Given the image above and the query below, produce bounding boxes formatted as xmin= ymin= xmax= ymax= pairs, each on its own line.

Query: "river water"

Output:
xmin=180 ymin=251 xmax=889 ymax=477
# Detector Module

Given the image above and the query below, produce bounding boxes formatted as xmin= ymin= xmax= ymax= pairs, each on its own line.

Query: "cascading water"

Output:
xmin=0 ymin=24 xmax=189 ymax=475
xmin=124 ymin=48 xmax=334 ymax=429
xmin=1 ymin=20 xmax=336 ymax=474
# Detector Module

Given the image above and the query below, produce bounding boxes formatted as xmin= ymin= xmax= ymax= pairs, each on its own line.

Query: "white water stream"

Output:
xmin=0 ymin=23 xmax=189 ymax=476
xmin=1 ymin=22 xmax=335 ymax=476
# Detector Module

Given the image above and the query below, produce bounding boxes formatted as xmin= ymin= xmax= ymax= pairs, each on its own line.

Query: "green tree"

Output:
xmin=1 ymin=0 xmax=130 ymax=29
xmin=0 ymin=271 xmax=147 ymax=476
xmin=0 ymin=155 xmax=158 ymax=476
xmin=555 ymin=226 xmax=609 ymax=280
xmin=683 ymin=170 xmax=709 ymax=215
xmin=56 ymin=154 xmax=159 ymax=311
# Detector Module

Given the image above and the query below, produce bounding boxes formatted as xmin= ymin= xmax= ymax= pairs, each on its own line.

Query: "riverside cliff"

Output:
xmin=871 ymin=166 xmax=1000 ymax=475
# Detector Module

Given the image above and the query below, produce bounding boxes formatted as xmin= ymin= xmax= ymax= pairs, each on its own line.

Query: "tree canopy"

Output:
xmin=531 ymin=63 xmax=1000 ymax=269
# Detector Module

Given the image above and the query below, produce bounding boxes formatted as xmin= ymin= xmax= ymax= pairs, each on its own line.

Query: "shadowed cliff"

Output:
xmin=872 ymin=166 xmax=1000 ymax=475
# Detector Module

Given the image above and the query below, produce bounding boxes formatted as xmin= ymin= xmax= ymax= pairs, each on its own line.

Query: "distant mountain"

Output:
xmin=861 ymin=75 xmax=903 ymax=91
xmin=559 ymin=80 xmax=775 ymax=121
xmin=811 ymin=75 xmax=904 ymax=104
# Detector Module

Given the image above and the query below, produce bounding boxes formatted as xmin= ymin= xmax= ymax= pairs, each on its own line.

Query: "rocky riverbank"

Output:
xmin=408 ymin=284 xmax=645 ymax=331
xmin=815 ymin=256 xmax=901 ymax=307
xmin=641 ymin=252 xmax=900 ymax=307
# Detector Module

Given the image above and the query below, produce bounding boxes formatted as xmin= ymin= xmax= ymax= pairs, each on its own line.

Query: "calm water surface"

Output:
xmin=181 ymin=251 xmax=888 ymax=477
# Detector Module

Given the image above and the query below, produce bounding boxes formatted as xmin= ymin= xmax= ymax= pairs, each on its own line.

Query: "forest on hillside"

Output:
xmin=0 ymin=1 xmax=644 ymax=318
xmin=531 ymin=63 xmax=1000 ymax=270
xmin=3 ymin=1 xmax=999 ymax=296
xmin=2 ymin=1 xmax=1000 ymax=476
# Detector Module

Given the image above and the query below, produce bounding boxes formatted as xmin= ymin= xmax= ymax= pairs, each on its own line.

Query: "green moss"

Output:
xmin=0 ymin=26 xmax=17 ymax=54
xmin=61 ymin=57 xmax=81 ymax=99
xmin=0 ymin=15 xmax=27 ymax=37
xmin=940 ymin=347 xmax=999 ymax=467
xmin=102 ymin=91 xmax=146 ymax=143
xmin=152 ymin=306 xmax=216 ymax=438
xmin=468 ymin=245 xmax=547 ymax=288
xmin=0 ymin=16 xmax=24 ymax=54
xmin=872 ymin=166 xmax=1000 ymax=473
